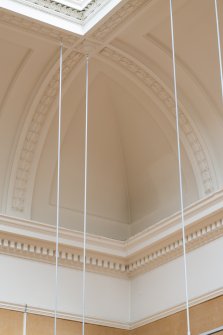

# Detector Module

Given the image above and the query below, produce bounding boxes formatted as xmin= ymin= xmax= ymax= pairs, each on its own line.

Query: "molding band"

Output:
xmin=0 ymin=288 xmax=222 ymax=330
xmin=129 ymin=288 xmax=223 ymax=329
xmin=0 ymin=9 xmax=78 ymax=48
xmin=1 ymin=195 xmax=223 ymax=278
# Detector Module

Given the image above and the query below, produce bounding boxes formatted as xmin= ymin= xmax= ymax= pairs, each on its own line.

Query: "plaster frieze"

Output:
xmin=99 ymin=47 xmax=215 ymax=196
xmin=90 ymin=0 xmax=151 ymax=42
xmin=0 ymin=215 xmax=222 ymax=278
xmin=9 ymin=50 xmax=83 ymax=214
xmin=0 ymin=9 xmax=78 ymax=48
xmin=0 ymin=0 xmax=153 ymax=46
xmin=1 ymin=0 xmax=128 ymax=35
xmin=1 ymin=192 xmax=223 ymax=278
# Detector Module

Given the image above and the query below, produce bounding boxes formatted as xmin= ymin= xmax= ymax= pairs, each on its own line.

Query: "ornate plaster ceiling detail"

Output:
xmin=8 ymin=45 xmax=215 ymax=217
xmin=0 ymin=0 xmax=152 ymax=46
xmin=2 ymin=0 xmax=218 ymax=230
xmin=128 ymin=218 xmax=223 ymax=277
xmin=90 ymin=0 xmax=151 ymax=42
xmin=1 ymin=0 xmax=127 ymax=34
xmin=23 ymin=0 xmax=105 ymax=21
xmin=0 ymin=209 xmax=222 ymax=278
xmin=99 ymin=47 xmax=216 ymax=196
xmin=10 ymin=50 xmax=83 ymax=214
xmin=5 ymin=0 xmax=155 ymax=217
xmin=0 ymin=9 xmax=78 ymax=48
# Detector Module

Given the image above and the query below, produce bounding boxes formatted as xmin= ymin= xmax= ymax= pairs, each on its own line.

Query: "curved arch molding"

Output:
xmin=4 ymin=0 xmax=217 ymax=217
xmin=7 ymin=49 xmax=83 ymax=216
xmin=99 ymin=47 xmax=216 ymax=197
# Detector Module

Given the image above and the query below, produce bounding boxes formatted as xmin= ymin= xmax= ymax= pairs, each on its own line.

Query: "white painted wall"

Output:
xmin=0 ymin=238 xmax=222 ymax=327
xmin=0 ymin=254 xmax=130 ymax=325
xmin=130 ymin=237 xmax=223 ymax=323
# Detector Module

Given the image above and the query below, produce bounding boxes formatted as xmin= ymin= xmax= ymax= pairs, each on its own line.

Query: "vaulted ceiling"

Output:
xmin=0 ymin=0 xmax=223 ymax=240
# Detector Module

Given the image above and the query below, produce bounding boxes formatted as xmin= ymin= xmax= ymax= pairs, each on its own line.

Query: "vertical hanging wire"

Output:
xmin=169 ymin=1 xmax=191 ymax=335
xmin=214 ymin=0 xmax=223 ymax=101
xmin=82 ymin=54 xmax=89 ymax=335
xmin=54 ymin=43 xmax=63 ymax=335
xmin=23 ymin=304 xmax=27 ymax=335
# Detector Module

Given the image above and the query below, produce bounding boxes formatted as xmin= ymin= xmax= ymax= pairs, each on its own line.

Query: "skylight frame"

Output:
xmin=1 ymin=0 xmax=123 ymax=36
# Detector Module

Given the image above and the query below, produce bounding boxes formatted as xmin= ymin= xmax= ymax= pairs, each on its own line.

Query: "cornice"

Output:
xmin=0 ymin=230 xmax=127 ymax=278
xmin=1 ymin=191 xmax=223 ymax=278
xmin=126 ymin=189 xmax=223 ymax=254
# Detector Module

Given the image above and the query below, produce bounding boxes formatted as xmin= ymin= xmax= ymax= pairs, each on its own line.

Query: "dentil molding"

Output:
xmin=1 ymin=191 xmax=223 ymax=278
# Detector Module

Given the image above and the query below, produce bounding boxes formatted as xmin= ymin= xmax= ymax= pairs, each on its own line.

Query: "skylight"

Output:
xmin=55 ymin=0 xmax=93 ymax=11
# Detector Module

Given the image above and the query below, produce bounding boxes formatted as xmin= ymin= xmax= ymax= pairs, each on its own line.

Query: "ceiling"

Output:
xmin=0 ymin=0 xmax=223 ymax=240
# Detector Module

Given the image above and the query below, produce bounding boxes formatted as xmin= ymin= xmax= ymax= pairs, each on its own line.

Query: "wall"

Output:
xmin=0 ymin=237 xmax=222 ymax=328
xmin=0 ymin=295 xmax=223 ymax=335
xmin=130 ymin=295 xmax=223 ymax=335
xmin=130 ymin=237 xmax=223 ymax=324
xmin=0 ymin=309 xmax=129 ymax=335
xmin=0 ymin=254 xmax=130 ymax=327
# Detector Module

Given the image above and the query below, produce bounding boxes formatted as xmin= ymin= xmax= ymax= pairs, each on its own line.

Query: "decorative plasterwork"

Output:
xmin=1 ymin=192 xmax=223 ymax=278
xmin=127 ymin=218 xmax=223 ymax=277
xmin=9 ymin=44 xmax=215 ymax=216
xmin=10 ymin=50 xmax=83 ymax=214
xmin=0 ymin=214 xmax=222 ymax=278
xmin=1 ymin=0 xmax=153 ymax=45
xmin=99 ymin=47 xmax=215 ymax=196
xmin=0 ymin=9 xmax=78 ymax=48
xmin=0 ymin=232 xmax=127 ymax=277
xmin=1 ymin=0 xmax=126 ymax=35
xmin=22 ymin=0 xmax=105 ymax=22
xmin=90 ymin=0 xmax=151 ymax=42
xmin=2 ymin=0 xmax=216 ymax=217
xmin=3 ymin=0 xmax=155 ymax=216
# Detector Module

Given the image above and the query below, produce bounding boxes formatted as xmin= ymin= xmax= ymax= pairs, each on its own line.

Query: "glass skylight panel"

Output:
xmin=54 ymin=0 xmax=93 ymax=11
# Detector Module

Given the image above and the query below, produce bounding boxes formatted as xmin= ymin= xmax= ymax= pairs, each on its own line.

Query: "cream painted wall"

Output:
xmin=0 ymin=254 xmax=130 ymax=325
xmin=0 ymin=238 xmax=222 ymax=327
xmin=130 ymin=237 xmax=223 ymax=324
